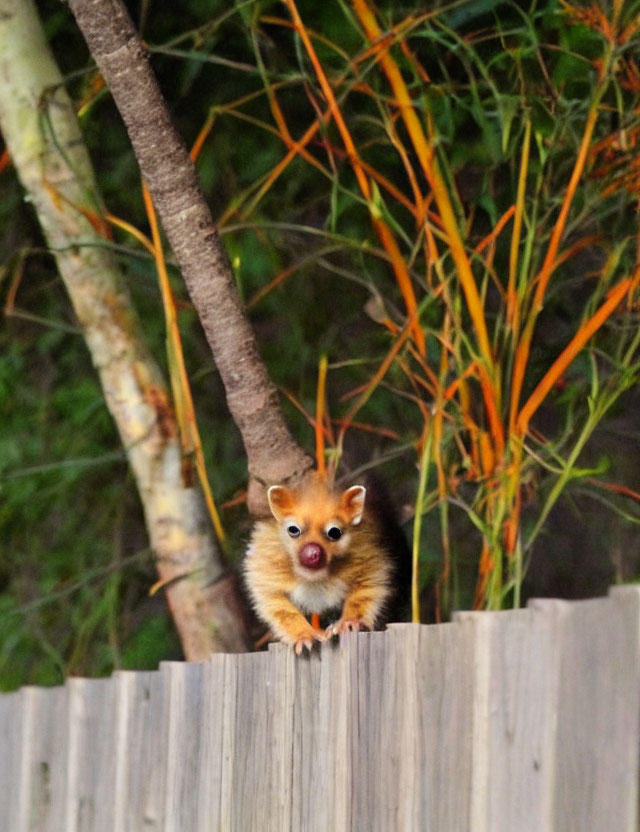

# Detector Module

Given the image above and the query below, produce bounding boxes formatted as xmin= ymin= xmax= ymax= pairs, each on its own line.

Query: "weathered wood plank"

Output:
xmin=350 ymin=629 xmax=395 ymax=831
xmin=223 ymin=651 xmax=274 ymax=831
xmin=19 ymin=685 xmax=69 ymax=832
xmin=196 ymin=653 xmax=226 ymax=832
xmin=381 ymin=622 xmax=475 ymax=831
xmin=350 ymin=626 xmax=407 ymax=830
xmin=267 ymin=640 xmax=296 ymax=832
xmin=160 ymin=661 xmax=205 ymax=830
xmin=456 ymin=607 xmax=561 ymax=832
xmin=110 ymin=670 xmax=164 ymax=832
xmin=531 ymin=587 xmax=640 ymax=832
xmin=295 ymin=635 xmax=350 ymax=830
xmin=64 ymin=677 xmax=117 ymax=832
xmin=608 ymin=585 xmax=640 ymax=824
xmin=419 ymin=620 xmax=476 ymax=831
xmin=0 ymin=690 xmax=24 ymax=831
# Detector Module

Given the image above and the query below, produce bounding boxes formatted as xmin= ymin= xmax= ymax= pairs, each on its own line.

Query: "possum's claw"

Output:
xmin=328 ymin=618 xmax=369 ymax=637
xmin=293 ymin=629 xmax=326 ymax=655
xmin=294 ymin=638 xmax=312 ymax=655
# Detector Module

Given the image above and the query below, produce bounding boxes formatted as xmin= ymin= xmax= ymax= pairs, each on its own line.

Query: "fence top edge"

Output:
xmin=1 ymin=589 xmax=637 ymax=697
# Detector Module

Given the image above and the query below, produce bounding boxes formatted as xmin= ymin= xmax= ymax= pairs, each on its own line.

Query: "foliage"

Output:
xmin=2 ymin=0 xmax=640 ymax=687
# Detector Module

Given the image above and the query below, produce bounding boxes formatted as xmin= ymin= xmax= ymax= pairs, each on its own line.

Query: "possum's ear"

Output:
xmin=268 ymin=486 xmax=295 ymax=522
xmin=340 ymin=485 xmax=366 ymax=526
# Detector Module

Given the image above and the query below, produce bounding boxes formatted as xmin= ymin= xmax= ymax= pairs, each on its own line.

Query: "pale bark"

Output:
xmin=0 ymin=0 xmax=249 ymax=656
xmin=67 ymin=0 xmax=314 ymax=517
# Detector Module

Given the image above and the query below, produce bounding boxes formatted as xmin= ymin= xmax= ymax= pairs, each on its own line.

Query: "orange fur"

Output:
xmin=244 ymin=474 xmax=393 ymax=654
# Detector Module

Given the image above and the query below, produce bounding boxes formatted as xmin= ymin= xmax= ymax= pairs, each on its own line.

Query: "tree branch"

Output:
xmin=67 ymin=0 xmax=313 ymax=516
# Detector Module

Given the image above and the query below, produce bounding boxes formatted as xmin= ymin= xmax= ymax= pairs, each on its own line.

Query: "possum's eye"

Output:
xmin=325 ymin=525 xmax=342 ymax=541
xmin=287 ymin=524 xmax=302 ymax=538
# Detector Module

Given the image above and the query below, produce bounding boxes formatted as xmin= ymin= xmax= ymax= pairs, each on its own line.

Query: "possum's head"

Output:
xmin=267 ymin=477 xmax=366 ymax=581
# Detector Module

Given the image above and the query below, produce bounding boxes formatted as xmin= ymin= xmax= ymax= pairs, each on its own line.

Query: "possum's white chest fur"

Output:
xmin=290 ymin=578 xmax=348 ymax=615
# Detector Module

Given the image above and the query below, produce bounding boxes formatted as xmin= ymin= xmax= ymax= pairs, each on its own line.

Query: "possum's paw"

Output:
xmin=293 ymin=628 xmax=326 ymax=655
xmin=327 ymin=618 xmax=370 ymax=638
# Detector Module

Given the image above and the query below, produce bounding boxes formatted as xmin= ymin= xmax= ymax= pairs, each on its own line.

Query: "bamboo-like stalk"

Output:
xmin=0 ymin=0 xmax=248 ymax=655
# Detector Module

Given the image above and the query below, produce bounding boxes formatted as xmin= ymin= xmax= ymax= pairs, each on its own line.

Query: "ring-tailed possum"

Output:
xmin=244 ymin=473 xmax=410 ymax=654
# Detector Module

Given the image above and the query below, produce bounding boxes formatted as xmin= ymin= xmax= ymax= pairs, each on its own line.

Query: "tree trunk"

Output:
xmin=67 ymin=0 xmax=314 ymax=517
xmin=0 ymin=0 xmax=249 ymax=657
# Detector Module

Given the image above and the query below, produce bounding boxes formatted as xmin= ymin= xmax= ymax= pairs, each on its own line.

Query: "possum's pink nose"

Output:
xmin=299 ymin=542 xmax=326 ymax=570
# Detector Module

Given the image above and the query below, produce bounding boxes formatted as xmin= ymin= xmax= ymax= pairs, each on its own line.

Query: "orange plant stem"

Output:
xmin=337 ymin=314 xmax=416 ymax=449
xmin=142 ymin=182 xmax=228 ymax=550
xmin=475 ymin=205 xmax=515 ymax=255
xmin=433 ymin=314 xmax=451 ymax=620
xmin=190 ymin=109 xmax=216 ymax=162
xmin=533 ymin=106 xmax=603 ymax=311
xmin=507 ymin=117 xmax=531 ymax=337
xmin=509 ymin=74 xmax=609 ymax=435
xmin=352 ymin=0 xmax=493 ymax=372
xmin=283 ymin=0 xmax=425 ymax=356
xmin=477 ymin=363 xmax=505 ymax=460
xmin=517 ymin=277 xmax=632 ymax=434
xmin=315 ymin=356 xmax=329 ymax=478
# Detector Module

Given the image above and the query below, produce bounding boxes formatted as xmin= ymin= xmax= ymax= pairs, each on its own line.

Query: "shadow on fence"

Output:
xmin=1 ymin=586 xmax=639 ymax=831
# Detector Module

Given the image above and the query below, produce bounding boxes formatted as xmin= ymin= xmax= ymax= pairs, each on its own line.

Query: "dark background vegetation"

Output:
xmin=1 ymin=0 xmax=639 ymax=689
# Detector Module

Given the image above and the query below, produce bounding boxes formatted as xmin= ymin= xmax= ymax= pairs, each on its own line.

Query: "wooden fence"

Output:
xmin=1 ymin=586 xmax=639 ymax=831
